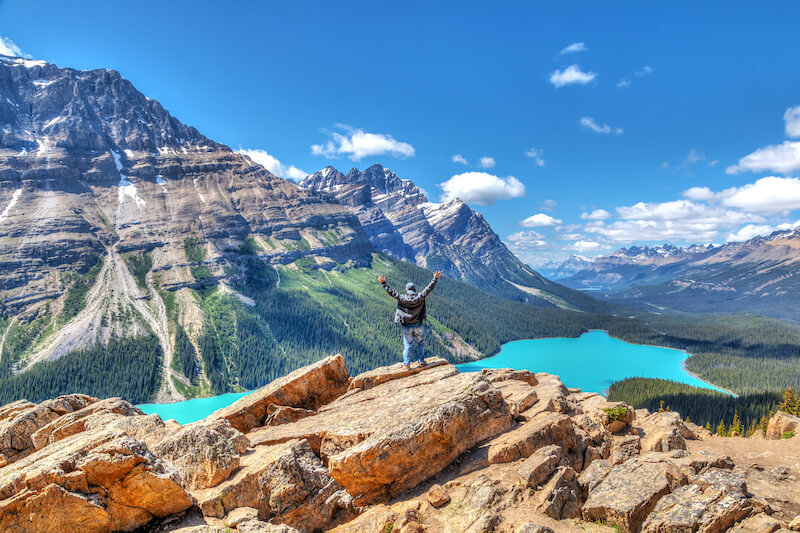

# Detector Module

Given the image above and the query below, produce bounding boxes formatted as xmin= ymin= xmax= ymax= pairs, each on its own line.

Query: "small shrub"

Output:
xmin=603 ymin=405 xmax=628 ymax=421
xmin=782 ymin=430 xmax=796 ymax=439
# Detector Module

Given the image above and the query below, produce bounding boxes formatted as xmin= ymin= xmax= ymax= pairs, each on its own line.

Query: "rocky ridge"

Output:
xmin=1 ymin=355 xmax=798 ymax=532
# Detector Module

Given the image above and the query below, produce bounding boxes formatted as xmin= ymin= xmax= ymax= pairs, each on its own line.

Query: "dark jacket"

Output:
xmin=381 ymin=276 xmax=438 ymax=326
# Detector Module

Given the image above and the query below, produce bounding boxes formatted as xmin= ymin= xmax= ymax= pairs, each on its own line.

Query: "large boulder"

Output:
xmin=30 ymin=397 xmax=144 ymax=451
xmin=518 ymin=444 xmax=564 ymax=488
xmin=348 ymin=357 xmax=449 ymax=391
xmin=192 ymin=439 xmax=355 ymax=530
xmin=248 ymin=365 xmax=512 ymax=505
xmin=582 ymin=458 xmax=686 ymax=532
xmin=0 ymin=428 xmax=191 ymax=532
xmin=0 ymin=394 xmax=97 ymax=465
xmin=153 ymin=418 xmax=249 ymax=490
xmin=766 ymin=411 xmax=800 ymax=440
xmin=487 ymin=411 xmax=579 ymax=465
xmin=636 ymin=411 xmax=692 ymax=453
xmin=212 ymin=354 xmax=351 ymax=433
xmin=641 ymin=475 xmax=756 ymax=532
xmin=533 ymin=466 xmax=581 ymax=519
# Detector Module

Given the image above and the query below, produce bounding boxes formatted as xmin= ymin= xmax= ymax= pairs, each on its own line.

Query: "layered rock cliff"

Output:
xmin=1 ymin=357 xmax=798 ymax=532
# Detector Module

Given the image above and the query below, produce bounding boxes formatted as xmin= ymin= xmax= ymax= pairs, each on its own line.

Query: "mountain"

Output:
xmin=554 ymin=231 xmax=800 ymax=321
xmin=300 ymin=164 xmax=606 ymax=311
xmin=0 ymin=54 xmax=618 ymax=406
xmin=538 ymin=254 xmax=594 ymax=280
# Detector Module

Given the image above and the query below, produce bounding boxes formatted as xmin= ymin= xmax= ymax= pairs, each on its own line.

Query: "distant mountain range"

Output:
xmin=549 ymin=230 xmax=800 ymax=321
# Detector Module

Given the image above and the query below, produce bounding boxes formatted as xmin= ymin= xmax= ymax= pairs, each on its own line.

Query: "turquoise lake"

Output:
xmin=138 ymin=330 xmax=728 ymax=425
xmin=456 ymin=330 xmax=729 ymax=395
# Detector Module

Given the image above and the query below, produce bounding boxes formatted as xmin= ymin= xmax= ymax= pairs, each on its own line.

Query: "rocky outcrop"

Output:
xmin=2 ymin=359 xmax=799 ymax=533
xmin=766 ymin=411 xmax=800 ymax=440
xmin=0 ymin=393 xmax=96 ymax=466
xmin=212 ymin=354 xmax=351 ymax=433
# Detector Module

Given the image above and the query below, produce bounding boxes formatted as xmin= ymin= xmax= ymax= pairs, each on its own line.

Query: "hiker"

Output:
xmin=378 ymin=270 xmax=442 ymax=368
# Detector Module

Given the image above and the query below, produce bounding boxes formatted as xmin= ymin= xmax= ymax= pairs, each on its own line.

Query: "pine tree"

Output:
xmin=759 ymin=415 xmax=768 ymax=434
xmin=731 ymin=410 xmax=742 ymax=436
xmin=716 ymin=420 xmax=726 ymax=437
xmin=778 ymin=388 xmax=795 ymax=415
xmin=685 ymin=416 xmax=691 ymax=424
xmin=658 ymin=400 xmax=666 ymax=413
xmin=705 ymin=421 xmax=712 ymax=432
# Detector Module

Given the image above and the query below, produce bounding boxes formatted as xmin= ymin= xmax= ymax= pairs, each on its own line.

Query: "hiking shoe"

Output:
xmin=403 ymin=363 xmax=411 ymax=369
xmin=417 ymin=360 xmax=427 ymax=367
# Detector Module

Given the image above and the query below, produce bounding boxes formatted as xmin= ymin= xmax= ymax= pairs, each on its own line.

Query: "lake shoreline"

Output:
xmin=681 ymin=362 xmax=739 ymax=397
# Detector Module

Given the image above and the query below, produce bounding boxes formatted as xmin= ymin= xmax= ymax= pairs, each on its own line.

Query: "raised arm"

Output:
xmin=417 ymin=270 xmax=442 ymax=299
xmin=378 ymin=275 xmax=401 ymax=300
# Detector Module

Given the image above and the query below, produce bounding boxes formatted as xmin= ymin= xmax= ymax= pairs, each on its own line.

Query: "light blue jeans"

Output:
xmin=402 ymin=324 xmax=425 ymax=365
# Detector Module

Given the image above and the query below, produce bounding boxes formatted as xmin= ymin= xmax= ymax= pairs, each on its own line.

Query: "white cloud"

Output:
xmin=560 ymin=42 xmax=587 ymax=55
xmin=438 ymin=172 xmax=525 ymax=205
xmin=452 ymin=154 xmax=468 ymax=165
xmin=507 ymin=230 xmax=548 ymax=247
xmin=541 ymin=199 xmax=557 ymax=211
xmin=238 ymin=148 xmax=308 ymax=181
xmin=616 ymin=78 xmax=631 ymax=89
xmin=311 ymin=125 xmax=414 ymax=161
xmin=580 ymin=117 xmax=623 ymax=135
xmin=580 ymin=209 xmax=611 ymax=220
xmin=584 ymin=199 xmax=763 ymax=243
xmin=521 ymin=213 xmax=563 ymax=227
xmin=785 ymin=105 xmax=800 ymax=138
xmin=719 ymin=176 xmax=800 ymax=213
xmin=635 ymin=65 xmax=654 ymax=77
xmin=709 ymin=159 xmax=720 ymax=167
xmin=525 ymin=147 xmax=545 ymax=167
xmin=568 ymin=240 xmax=607 ymax=252
xmin=726 ymin=141 xmax=800 ymax=175
xmin=549 ymin=65 xmax=596 ymax=88
xmin=479 ymin=156 xmax=496 ymax=169
xmin=726 ymin=224 xmax=779 ymax=242
xmin=686 ymin=149 xmax=705 ymax=164
xmin=682 ymin=186 xmax=715 ymax=201
xmin=0 ymin=36 xmax=28 ymax=58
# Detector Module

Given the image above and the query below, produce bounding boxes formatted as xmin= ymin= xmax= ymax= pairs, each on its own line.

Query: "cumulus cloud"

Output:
xmin=560 ymin=42 xmax=587 ymax=54
xmin=311 ymin=125 xmax=414 ymax=161
xmin=785 ymin=105 xmax=800 ymax=138
xmin=580 ymin=117 xmax=623 ymax=135
xmin=438 ymin=172 xmax=525 ymax=205
xmin=549 ymin=65 xmax=596 ymax=88
xmin=585 ymin=199 xmax=763 ymax=243
xmin=580 ymin=209 xmax=611 ymax=220
xmin=635 ymin=65 xmax=654 ymax=77
xmin=0 ymin=36 xmax=28 ymax=58
xmin=726 ymin=141 xmax=800 ymax=175
xmin=452 ymin=154 xmax=468 ymax=165
xmin=479 ymin=156 xmax=496 ymax=168
xmin=540 ymin=199 xmax=557 ymax=211
xmin=521 ymin=213 xmax=563 ymax=227
xmin=726 ymin=224 xmax=779 ymax=242
xmin=506 ymin=230 xmax=548 ymax=248
xmin=718 ymin=176 xmax=800 ymax=213
xmin=568 ymin=240 xmax=607 ymax=252
xmin=525 ymin=148 xmax=545 ymax=167
xmin=686 ymin=149 xmax=705 ymax=164
xmin=682 ymin=186 xmax=716 ymax=201
xmin=238 ymin=148 xmax=308 ymax=181
xmin=616 ymin=78 xmax=631 ymax=89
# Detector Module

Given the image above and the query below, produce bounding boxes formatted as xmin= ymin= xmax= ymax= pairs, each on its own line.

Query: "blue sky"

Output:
xmin=3 ymin=1 xmax=800 ymax=265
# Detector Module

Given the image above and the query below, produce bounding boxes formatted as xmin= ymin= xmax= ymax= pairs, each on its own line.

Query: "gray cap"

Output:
xmin=405 ymin=282 xmax=416 ymax=293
